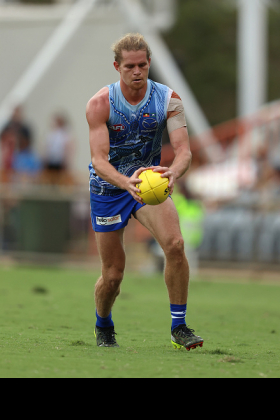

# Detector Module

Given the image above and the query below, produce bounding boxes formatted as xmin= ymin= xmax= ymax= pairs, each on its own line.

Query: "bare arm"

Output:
xmin=149 ymin=91 xmax=192 ymax=194
xmin=169 ymin=126 xmax=192 ymax=179
xmin=86 ymin=88 xmax=144 ymax=203
xmin=151 ymin=128 xmax=192 ymax=195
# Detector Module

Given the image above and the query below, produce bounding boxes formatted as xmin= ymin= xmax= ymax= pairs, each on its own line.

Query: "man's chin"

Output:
xmin=130 ymin=80 xmax=145 ymax=90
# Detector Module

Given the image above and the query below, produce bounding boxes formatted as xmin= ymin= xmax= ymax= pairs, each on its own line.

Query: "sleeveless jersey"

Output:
xmin=89 ymin=79 xmax=172 ymax=196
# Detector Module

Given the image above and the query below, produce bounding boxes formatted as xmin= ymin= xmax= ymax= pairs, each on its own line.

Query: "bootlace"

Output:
xmin=176 ymin=325 xmax=196 ymax=337
xmin=98 ymin=327 xmax=118 ymax=344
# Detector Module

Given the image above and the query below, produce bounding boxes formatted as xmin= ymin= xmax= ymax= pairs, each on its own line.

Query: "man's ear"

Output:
xmin=114 ymin=61 xmax=121 ymax=73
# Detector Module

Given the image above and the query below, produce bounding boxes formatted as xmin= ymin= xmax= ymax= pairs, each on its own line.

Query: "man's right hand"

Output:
xmin=125 ymin=167 xmax=147 ymax=204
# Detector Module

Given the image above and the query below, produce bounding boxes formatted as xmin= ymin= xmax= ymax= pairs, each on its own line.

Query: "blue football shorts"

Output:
xmin=90 ymin=191 xmax=146 ymax=232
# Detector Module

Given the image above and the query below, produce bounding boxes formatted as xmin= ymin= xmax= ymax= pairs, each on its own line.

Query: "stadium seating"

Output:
xmin=199 ymin=208 xmax=280 ymax=264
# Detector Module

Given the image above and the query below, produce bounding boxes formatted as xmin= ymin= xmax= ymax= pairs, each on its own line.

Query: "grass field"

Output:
xmin=0 ymin=265 xmax=279 ymax=378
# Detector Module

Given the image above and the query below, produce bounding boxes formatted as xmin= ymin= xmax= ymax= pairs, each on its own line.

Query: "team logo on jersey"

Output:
xmin=109 ymin=124 xmax=126 ymax=132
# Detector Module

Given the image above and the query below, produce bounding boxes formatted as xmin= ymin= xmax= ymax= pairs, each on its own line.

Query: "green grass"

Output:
xmin=0 ymin=266 xmax=279 ymax=378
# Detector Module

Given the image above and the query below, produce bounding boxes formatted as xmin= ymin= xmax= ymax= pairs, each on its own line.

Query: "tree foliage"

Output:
xmin=163 ymin=0 xmax=280 ymax=126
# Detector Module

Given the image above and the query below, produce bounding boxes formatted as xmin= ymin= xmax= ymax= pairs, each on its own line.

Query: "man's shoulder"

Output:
xmin=86 ymin=87 xmax=110 ymax=123
xmin=87 ymin=86 xmax=109 ymax=108
xmin=149 ymin=80 xmax=172 ymax=100
xmin=150 ymin=79 xmax=170 ymax=90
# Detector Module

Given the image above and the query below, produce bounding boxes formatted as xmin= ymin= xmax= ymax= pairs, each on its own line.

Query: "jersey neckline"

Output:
xmin=117 ymin=79 xmax=151 ymax=111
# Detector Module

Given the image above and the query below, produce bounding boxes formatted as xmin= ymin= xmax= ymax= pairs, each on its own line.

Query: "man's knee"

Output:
xmin=102 ymin=263 xmax=125 ymax=293
xmin=163 ymin=235 xmax=185 ymax=261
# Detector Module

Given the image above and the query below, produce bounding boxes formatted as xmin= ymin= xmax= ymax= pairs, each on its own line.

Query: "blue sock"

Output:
xmin=96 ymin=310 xmax=114 ymax=329
xmin=170 ymin=304 xmax=187 ymax=331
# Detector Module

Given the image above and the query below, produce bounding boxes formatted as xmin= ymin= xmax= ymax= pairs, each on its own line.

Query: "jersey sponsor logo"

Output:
xmin=109 ymin=124 xmax=126 ymax=132
xmin=96 ymin=214 xmax=122 ymax=226
xmin=142 ymin=118 xmax=157 ymax=130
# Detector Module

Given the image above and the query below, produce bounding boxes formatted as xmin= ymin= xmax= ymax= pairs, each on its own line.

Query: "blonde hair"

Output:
xmin=112 ymin=33 xmax=152 ymax=64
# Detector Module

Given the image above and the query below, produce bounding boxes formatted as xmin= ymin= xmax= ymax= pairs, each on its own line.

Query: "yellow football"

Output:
xmin=137 ymin=169 xmax=170 ymax=205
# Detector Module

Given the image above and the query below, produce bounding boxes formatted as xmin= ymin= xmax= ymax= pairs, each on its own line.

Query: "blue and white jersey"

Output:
xmin=89 ymin=79 xmax=172 ymax=196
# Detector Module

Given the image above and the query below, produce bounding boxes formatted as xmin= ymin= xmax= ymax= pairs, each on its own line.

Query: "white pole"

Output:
xmin=0 ymin=0 xmax=97 ymax=130
xmin=238 ymin=0 xmax=268 ymax=117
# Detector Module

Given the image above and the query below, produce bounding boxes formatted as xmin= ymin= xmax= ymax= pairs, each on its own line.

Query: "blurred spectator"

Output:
xmin=0 ymin=105 xmax=33 ymax=182
xmin=2 ymin=105 xmax=33 ymax=150
xmin=261 ymin=166 xmax=280 ymax=200
xmin=44 ymin=113 xmax=72 ymax=171
xmin=148 ymin=181 xmax=205 ymax=277
xmin=172 ymin=182 xmax=205 ymax=278
xmin=43 ymin=113 xmax=73 ymax=184
xmin=254 ymin=144 xmax=273 ymax=189
xmin=0 ymin=127 xmax=16 ymax=175
xmin=12 ymin=130 xmax=42 ymax=179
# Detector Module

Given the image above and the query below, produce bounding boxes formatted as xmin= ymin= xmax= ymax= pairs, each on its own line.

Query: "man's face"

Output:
xmin=114 ymin=50 xmax=151 ymax=91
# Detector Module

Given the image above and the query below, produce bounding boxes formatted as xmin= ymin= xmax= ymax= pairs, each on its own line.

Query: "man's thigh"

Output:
xmin=134 ymin=197 xmax=182 ymax=248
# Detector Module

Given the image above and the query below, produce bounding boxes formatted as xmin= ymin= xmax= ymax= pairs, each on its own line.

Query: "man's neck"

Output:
xmin=120 ymin=79 xmax=148 ymax=106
